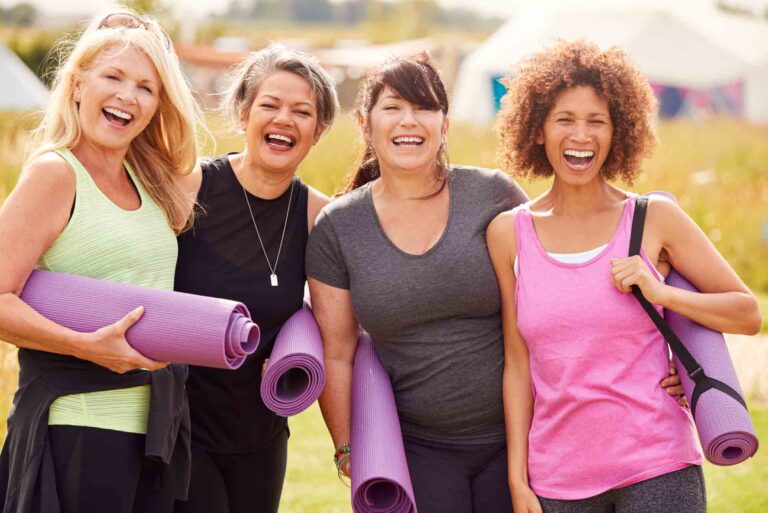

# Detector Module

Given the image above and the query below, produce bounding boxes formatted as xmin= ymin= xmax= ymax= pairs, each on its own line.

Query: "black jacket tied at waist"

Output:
xmin=0 ymin=349 xmax=190 ymax=513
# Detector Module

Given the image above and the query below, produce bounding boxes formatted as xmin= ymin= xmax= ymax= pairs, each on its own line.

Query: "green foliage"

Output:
xmin=1 ymin=3 xmax=37 ymax=27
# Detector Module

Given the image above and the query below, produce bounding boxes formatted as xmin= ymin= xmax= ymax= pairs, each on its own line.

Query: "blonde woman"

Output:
xmin=0 ymin=8 xmax=203 ymax=512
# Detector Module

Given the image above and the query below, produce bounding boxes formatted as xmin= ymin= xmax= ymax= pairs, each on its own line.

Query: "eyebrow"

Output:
xmin=553 ymin=110 xmax=610 ymax=118
xmin=259 ymin=94 xmax=316 ymax=109
xmin=104 ymin=66 xmax=158 ymax=86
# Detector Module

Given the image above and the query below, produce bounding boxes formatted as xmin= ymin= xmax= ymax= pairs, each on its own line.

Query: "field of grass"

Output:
xmin=1 ymin=112 xmax=767 ymax=510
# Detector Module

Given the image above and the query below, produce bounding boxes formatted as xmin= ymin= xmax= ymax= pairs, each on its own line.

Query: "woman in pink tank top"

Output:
xmin=486 ymin=40 xmax=762 ymax=513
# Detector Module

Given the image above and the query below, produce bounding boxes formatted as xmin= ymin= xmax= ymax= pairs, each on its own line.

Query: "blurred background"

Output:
xmin=0 ymin=0 xmax=767 ymax=511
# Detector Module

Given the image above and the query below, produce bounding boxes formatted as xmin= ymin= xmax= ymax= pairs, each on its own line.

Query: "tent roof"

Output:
xmin=0 ymin=43 xmax=49 ymax=111
xmin=451 ymin=1 xmax=768 ymax=123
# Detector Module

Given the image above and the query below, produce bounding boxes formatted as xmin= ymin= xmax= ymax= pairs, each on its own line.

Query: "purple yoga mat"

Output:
xmin=20 ymin=269 xmax=259 ymax=369
xmin=351 ymin=333 xmax=417 ymax=513
xmin=665 ymin=270 xmax=759 ymax=465
xmin=260 ymin=302 xmax=325 ymax=416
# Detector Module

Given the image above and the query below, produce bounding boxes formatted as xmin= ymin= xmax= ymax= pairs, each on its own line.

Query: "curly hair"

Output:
xmin=497 ymin=39 xmax=657 ymax=184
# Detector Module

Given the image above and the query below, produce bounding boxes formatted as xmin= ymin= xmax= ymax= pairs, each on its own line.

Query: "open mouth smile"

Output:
xmin=265 ymin=133 xmax=296 ymax=150
xmin=103 ymin=107 xmax=133 ymax=127
xmin=563 ymin=149 xmax=595 ymax=170
xmin=392 ymin=136 xmax=424 ymax=147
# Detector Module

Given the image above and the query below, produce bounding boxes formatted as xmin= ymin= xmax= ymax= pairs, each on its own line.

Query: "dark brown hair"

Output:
xmin=343 ymin=52 xmax=449 ymax=193
xmin=497 ymin=39 xmax=657 ymax=184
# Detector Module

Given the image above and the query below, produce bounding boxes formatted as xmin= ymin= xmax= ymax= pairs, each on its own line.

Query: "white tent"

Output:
xmin=452 ymin=1 xmax=768 ymax=124
xmin=0 ymin=42 xmax=49 ymax=111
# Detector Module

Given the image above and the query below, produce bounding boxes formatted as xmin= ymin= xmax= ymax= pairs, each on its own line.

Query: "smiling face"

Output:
xmin=240 ymin=70 xmax=320 ymax=175
xmin=538 ymin=85 xmax=613 ymax=185
xmin=367 ymin=86 xmax=448 ymax=176
xmin=74 ymin=45 xmax=161 ymax=153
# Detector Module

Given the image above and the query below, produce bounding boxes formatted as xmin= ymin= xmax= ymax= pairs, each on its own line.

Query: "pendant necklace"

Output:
xmin=242 ymin=178 xmax=294 ymax=287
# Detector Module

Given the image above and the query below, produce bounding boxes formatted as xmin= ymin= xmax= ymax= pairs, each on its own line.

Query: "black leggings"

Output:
xmin=538 ymin=465 xmax=706 ymax=513
xmin=173 ymin=427 xmax=288 ymax=513
xmin=49 ymin=425 xmax=174 ymax=513
xmin=403 ymin=436 xmax=513 ymax=513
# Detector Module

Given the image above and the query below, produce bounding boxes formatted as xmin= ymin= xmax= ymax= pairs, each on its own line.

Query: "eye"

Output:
xmin=556 ymin=117 xmax=573 ymax=124
xmin=383 ymin=104 xmax=399 ymax=111
xmin=140 ymin=85 xmax=154 ymax=94
xmin=589 ymin=119 xmax=606 ymax=125
xmin=260 ymin=103 xmax=277 ymax=109
xmin=106 ymin=75 xmax=120 ymax=81
xmin=295 ymin=110 xmax=312 ymax=117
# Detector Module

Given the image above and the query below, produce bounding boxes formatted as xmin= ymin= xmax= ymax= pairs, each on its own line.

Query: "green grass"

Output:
xmin=1 ymin=113 xmax=767 ymax=510
xmin=284 ymin=404 xmax=768 ymax=513
xmin=757 ymin=292 xmax=768 ymax=333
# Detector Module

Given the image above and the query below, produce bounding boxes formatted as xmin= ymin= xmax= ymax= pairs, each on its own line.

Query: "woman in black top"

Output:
xmin=173 ymin=43 xmax=339 ymax=513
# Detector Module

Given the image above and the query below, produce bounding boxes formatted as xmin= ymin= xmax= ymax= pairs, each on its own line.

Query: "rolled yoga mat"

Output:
xmin=20 ymin=269 xmax=260 ymax=369
xmin=665 ymin=270 xmax=759 ymax=465
xmin=351 ymin=333 xmax=417 ymax=513
xmin=260 ymin=302 xmax=325 ymax=416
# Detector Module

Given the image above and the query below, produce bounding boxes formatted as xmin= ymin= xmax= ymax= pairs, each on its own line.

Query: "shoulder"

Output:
xmin=306 ymin=184 xmax=331 ymax=229
xmin=178 ymin=160 xmax=203 ymax=197
xmin=450 ymin=164 xmax=528 ymax=210
xmin=643 ymin=192 xmax=690 ymax=236
xmin=18 ymin=151 xmax=76 ymax=195
xmin=317 ymin=184 xmax=370 ymax=221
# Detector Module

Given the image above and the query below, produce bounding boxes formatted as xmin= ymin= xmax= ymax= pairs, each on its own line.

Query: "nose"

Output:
xmin=274 ymin=106 xmax=292 ymax=126
xmin=399 ymin=105 xmax=418 ymax=127
xmin=570 ymin=120 xmax=591 ymax=143
xmin=115 ymin=83 xmax=138 ymax=104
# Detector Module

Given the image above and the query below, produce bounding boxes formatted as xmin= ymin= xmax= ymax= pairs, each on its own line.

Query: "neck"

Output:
xmin=232 ymin=152 xmax=295 ymax=200
xmin=374 ymin=162 xmax=443 ymax=200
xmin=70 ymin=140 xmax=128 ymax=178
xmin=543 ymin=176 xmax=622 ymax=216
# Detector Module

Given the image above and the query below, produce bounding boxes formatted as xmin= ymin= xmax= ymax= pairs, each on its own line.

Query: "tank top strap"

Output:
xmin=613 ymin=194 xmax=638 ymax=254
xmin=512 ymin=204 xmax=536 ymax=261
xmin=54 ymin=147 xmax=97 ymax=202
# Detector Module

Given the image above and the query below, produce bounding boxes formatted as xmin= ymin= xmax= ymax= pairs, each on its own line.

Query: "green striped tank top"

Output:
xmin=42 ymin=148 xmax=178 ymax=434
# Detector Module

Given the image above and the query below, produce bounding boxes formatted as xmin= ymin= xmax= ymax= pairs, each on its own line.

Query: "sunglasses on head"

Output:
xmin=98 ymin=12 xmax=172 ymax=51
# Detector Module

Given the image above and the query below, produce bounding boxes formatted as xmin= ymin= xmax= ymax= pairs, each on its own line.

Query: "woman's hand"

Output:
xmin=511 ymin=484 xmax=543 ymax=513
xmin=661 ymin=359 xmax=688 ymax=407
xmin=610 ymin=255 xmax=667 ymax=304
xmin=76 ymin=306 xmax=168 ymax=373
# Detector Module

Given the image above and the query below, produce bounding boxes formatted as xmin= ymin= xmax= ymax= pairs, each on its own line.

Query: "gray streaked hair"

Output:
xmin=220 ymin=43 xmax=339 ymax=135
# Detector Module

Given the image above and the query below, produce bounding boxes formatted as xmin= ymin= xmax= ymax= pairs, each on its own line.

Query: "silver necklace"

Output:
xmin=241 ymin=179 xmax=295 ymax=287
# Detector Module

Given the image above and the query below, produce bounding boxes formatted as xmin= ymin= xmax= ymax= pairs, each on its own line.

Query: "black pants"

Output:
xmin=174 ymin=427 xmax=288 ymax=513
xmin=49 ymin=425 xmax=174 ymax=513
xmin=403 ymin=436 xmax=513 ymax=513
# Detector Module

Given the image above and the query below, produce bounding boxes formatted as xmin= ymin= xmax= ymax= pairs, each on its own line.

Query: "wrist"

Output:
xmin=67 ymin=330 xmax=93 ymax=359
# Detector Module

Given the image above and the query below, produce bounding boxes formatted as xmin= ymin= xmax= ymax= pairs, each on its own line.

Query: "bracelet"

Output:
xmin=333 ymin=442 xmax=351 ymax=468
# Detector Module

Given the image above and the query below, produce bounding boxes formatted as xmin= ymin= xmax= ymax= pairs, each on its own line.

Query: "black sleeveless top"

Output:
xmin=175 ymin=155 xmax=308 ymax=453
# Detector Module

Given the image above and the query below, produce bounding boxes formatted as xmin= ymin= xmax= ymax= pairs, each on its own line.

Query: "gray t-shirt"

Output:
xmin=306 ymin=166 xmax=528 ymax=444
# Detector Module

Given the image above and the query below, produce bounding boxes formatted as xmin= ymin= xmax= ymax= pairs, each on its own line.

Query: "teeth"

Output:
xmin=393 ymin=136 xmax=423 ymax=144
xmin=268 ymin=134 xmax=294 ymax=144
xmin=564 ymin=150 xmax=594 ymax=158
xmin=104 ymin=107 xmax=132 ymax=121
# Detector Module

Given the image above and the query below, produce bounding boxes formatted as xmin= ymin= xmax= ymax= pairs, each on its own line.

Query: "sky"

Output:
xmin=0 ymin=0 xmax=518 ymax=19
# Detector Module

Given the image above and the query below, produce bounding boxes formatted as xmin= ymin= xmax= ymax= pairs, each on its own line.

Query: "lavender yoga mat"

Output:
xmin=351 ymin=333 xmax=417 ymax=513
xmin=260 ymin=302 xmax=325 ymax=416
xmin=665 ymin=270 xmax=759 ymax=465
xmin=20 ymin=269 xmax=259 ymax=369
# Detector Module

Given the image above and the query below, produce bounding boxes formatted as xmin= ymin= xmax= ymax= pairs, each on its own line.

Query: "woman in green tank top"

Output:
xmin=0 ymin=8 xmax=203 ymax=513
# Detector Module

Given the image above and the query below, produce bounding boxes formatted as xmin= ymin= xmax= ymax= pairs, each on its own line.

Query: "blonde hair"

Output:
xmin=27 ymin=7 xmax=204 ymax=233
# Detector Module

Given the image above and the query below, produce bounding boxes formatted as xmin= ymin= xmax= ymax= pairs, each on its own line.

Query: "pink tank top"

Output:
xmin=514 ymin=196 xmax=702 ymax=500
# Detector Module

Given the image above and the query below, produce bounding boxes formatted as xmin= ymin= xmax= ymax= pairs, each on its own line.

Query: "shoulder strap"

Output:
xmin=629 ymin=196 xmax=747 ymax=416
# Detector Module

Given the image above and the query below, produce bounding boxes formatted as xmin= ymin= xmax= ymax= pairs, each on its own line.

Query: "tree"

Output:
xmin=5 ymin=3 xmax=37 ymax=26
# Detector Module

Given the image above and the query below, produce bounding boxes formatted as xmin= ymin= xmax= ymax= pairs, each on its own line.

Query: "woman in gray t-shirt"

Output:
xmin=306 ymin=53 xmax=527 ymax=513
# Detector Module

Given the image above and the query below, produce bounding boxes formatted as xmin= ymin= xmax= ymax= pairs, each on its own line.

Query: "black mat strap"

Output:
xmin=629 ymin=196 xmax=747 ymax=416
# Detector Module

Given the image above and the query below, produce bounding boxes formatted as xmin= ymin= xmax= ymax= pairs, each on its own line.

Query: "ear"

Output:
xmin=442 ymin=115 xmax=450 ymax=140
xmin=313 ymin=124 xmax=324 ymax=145
xmin=535 ymin=128 xmax=544 ymax=145
xmin=72 ymin=77 xmax=82 ymax=103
